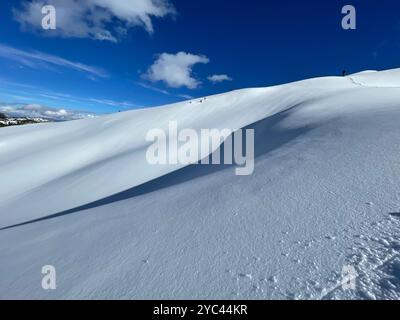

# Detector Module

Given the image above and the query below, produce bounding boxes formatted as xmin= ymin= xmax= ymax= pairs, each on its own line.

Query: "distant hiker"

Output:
xmin=342 ymin=70 xmax=347 ymax=77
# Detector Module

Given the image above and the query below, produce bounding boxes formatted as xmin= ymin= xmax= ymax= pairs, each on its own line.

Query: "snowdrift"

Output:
xmin=1 ymin=69 xmax=400 ymax=299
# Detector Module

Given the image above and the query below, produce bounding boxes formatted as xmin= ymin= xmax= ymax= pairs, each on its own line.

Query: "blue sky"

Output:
xmin=0 ymin=0 xmax=400 ymax=115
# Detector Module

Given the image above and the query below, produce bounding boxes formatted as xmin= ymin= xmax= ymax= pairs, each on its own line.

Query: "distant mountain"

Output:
xmin=0 ymin=113 xmax=50 ymax=127
xmin=0 ymin=103 xmax=98 ymax=122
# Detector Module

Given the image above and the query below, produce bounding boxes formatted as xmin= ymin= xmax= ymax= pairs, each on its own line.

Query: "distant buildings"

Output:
xmin=0 ymin=116 xmax=49 ymax=127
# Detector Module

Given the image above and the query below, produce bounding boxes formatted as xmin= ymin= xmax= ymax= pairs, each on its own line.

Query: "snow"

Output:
xmin=1 ymin=69 xmax=400 ymax=299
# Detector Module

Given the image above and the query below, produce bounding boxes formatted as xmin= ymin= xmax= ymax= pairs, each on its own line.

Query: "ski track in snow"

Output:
xmin=1 ymin=69 xmax=400 ymax=299
xmin=319 ymin=213 xmax=400 ymax=300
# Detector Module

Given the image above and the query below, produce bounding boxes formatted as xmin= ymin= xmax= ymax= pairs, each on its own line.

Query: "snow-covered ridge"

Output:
xmin=1 ymin=69 xmax=400 ymax=299
xmin=1 ymin=69 xmax=400 ymax=228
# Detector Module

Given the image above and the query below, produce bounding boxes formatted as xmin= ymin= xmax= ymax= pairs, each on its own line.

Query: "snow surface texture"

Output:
xmin=0 ymin=69 xmax=400 ymax=299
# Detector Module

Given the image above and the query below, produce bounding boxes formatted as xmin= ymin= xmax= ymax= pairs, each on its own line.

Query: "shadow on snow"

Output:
xmin=0 ymin=105 xmax=314 ymax=231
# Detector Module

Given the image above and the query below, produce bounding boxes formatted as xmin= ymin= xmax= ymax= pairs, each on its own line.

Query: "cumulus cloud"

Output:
xmin=143 ymin=52 xmax=209 ymax=89
xmin=0 ymin=103 xmax=97 ymax=121
xmin=13 ymin=0 xmax=176 ymax=42
xmin=208 ymin=74 xmax=232 ymax=83
xmin=0 ymin=43 xmax=107 ymax=78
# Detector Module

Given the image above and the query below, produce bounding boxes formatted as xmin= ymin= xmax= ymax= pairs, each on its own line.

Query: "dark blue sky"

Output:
xmin=0 ymin=0 xmax=400 ymax=114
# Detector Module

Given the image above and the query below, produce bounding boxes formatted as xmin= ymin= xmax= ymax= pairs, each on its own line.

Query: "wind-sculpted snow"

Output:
xmin=0 ymin=69 xmax=400 ymax=299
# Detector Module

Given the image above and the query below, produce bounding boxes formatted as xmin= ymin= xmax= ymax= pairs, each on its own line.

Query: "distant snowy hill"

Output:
xmin=0 ymin=103 xmax=97 ymax=121
xmin=0 ymin=69 xmax=400 ymax=299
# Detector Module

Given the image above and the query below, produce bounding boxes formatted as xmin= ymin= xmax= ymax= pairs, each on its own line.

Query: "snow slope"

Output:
xmin=1 ymin=69 xmax=400 ymax=299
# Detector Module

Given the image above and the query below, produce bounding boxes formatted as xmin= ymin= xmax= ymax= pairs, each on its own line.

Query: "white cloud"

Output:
xmin=137 ymin=82 xmax=193 ymax=100
xmin=0 ymin=43 xmax=107 ymax=78
xmin=13 ymin=0 xmax=176 ymax=42
xmin=0 ymin=103 xmax=97 ymax=121
xmin=143 ymin=52 xmax=209 ymax=89
xmin=137 ymin=81 xmax=170 ymax=95
xmin=208 ymin=74 xmax=232 ymax=83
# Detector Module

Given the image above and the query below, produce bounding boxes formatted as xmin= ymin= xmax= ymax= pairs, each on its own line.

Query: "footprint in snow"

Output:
xmin=238 ymin=273 xmax=252 ymax=280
